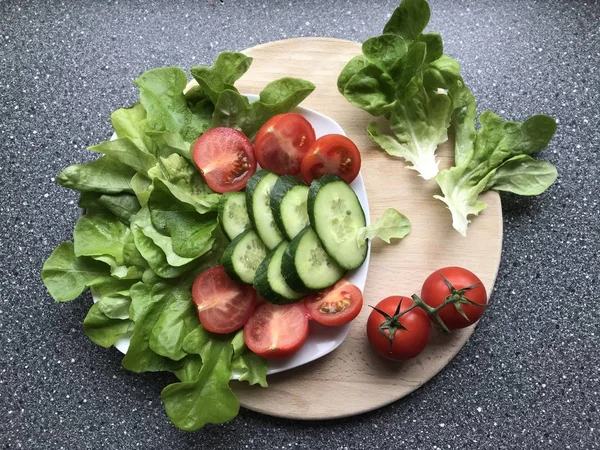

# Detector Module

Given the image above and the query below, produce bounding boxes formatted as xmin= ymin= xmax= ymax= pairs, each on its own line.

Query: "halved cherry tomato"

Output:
xmin=420 ymin=267 xmax=487 ymax=329
xmin=243 ymin=302 xmax=309 ymax=359
xmin=300 ymin=134 xmax=361 ymax=184
xmin=366 ymin=296 xmax=431 ymax=361
xmin=192 ymin=265 xmax=257 ymax=334
xmin=304 ymin=279 xmax=363 ymax=327
xmin=254 ymin=113 xmax=316 ymax=176
xmin=192 ymin=127 xmax=257 ymax=193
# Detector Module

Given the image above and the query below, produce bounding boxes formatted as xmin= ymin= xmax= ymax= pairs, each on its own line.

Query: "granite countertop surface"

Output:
xmin=1 ymin=0 xmax=598 ymax=448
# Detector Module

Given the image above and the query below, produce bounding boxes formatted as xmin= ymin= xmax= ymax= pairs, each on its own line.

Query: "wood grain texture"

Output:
xmin=228 ymin=38 xmax=503 ymax=419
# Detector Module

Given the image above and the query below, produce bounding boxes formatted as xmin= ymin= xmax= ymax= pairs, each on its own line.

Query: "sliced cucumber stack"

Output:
xmin=218 ymin=191 xmax=251 ymax=241
xmin=270 ymin=176 xmax=310 ymax=240
xmin=221 ymin=229 xmax=268 ymax=284
xmin=308 ymin=175 xmax=367 ymax=271
xmin=253 ymin=242 xmax=304 ymax=305
xmin=246 ymin=170 xmax=285 ymax=250
xmin=281 ymin=226 xmax=345 ymax=292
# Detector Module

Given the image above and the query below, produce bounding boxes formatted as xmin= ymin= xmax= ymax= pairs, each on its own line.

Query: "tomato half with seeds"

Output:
xmin=243 ymin=302 xmax=309 ymax=359
xmin=192 ymin=265 xmax=257 ymax=334
xmin=420 ymin=267 xmax=488 ymax=329
xmin=367 ymin=296 xmax=431 ymax=361
xmin=300 ymin=134 xmax=361 ymax=184
xmin=192 ymin=127 xmax=257 ymax=193
xmin=304 ymin=278 xmax=363 ymax=327
xmin=254 ymin=113 xmax=316 ymax=176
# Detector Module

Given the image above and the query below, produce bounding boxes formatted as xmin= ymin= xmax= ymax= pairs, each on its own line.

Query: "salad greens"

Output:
xmin=435 ymin=88 xmax=557 ymax=235
xmin=358 ymin=208 xmax=412 ymax=244
xmin=337 ymin=0 xmax=460 ymax=180
xmin=338 ymin=0 xmax=557 ymax=235
xmin=41 ymin=52 xmax=315 ymax=431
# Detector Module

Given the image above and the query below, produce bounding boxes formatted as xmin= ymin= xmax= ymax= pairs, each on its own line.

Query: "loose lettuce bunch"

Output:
xmin=338 ymin=0 xmax=558 ymax=235
xmin=435 ymin=82 xmax=558 ymax=236
xmin=337 ymin=0 xmax=461 ymax=180
xmin=42 ymin=52 xmax=315 ymax=431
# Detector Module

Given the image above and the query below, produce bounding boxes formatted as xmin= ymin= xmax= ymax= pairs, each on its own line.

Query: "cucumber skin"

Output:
xmin=270 ymin=175 xmax=306 ymax=240
xmin=280 ymin=226 xmax=312 ymax=293
xmin=253 ymin=243 xmax=302 ymax=305
xmin=245 ymin=169 xmax=275 ymax=231
xmin=307 ymin=175 xmax=367 ymax=271
xmin=217 ymin=191 xmax=249 ymax=241
xmin=221 ymin=229 xmax=255 ymax=284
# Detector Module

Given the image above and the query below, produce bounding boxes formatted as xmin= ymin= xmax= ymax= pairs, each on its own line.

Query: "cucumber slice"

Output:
xmin=218 ymin=191 xmax=251 ymax=241
xmin=246 ymin=170 xmax=285 ymax=250
xmin=253 ymin=242 xmax=304 ymax=305
xmin=221 ymin=229 xmax=268 ymax=284
xmin=281 ymin=226 xmax=345 ymax=292
xmin=308 ymin=175 xmax=367 ymax=271
xmin=270 ymin=176 xmax=310 ymax=240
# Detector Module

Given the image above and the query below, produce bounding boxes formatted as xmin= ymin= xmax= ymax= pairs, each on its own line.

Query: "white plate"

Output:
xmin=96 ymin=97 xmax=371 ymax=377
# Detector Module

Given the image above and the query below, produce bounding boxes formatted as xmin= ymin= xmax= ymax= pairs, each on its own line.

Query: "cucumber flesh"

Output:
xmin=218 ymin=191 xmax=251 ymax=241
xmin=308 ymin=175 xmax=367 ymax=271
xmin=271 ymin=176 xmax=310 ymax=240
xmin=254 ymin=242 xmax=304 ymax=304
xmin=246 ymin=170 xmax=285 ymax=250
xmin=282 ymin=226 xmax=345 ymax=291
xmin=221 ymin=229 xmax=267 ymax=284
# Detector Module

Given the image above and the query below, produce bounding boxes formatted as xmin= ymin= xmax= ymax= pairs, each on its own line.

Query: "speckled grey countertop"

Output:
xmin=1 ymin=0 xmax=599 ymax=448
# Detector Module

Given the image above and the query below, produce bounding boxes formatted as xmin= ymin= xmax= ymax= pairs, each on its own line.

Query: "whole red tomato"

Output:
xmin=420 ymin=267 xmax=488 ymax=329
xmin=366 ymin=296 xmax=431 ymax=361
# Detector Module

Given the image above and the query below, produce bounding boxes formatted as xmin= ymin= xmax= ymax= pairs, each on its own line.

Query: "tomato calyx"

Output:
xmin=370 ymin=298 xmax=409 ymax=351
xmin=438 ymin=274 xmax=487 ymax=323
xmin=407 ymin=275 xmax=488 ymax=333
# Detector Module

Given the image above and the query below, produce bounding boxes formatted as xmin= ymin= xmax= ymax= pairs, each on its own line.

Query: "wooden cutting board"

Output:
xmin=228 ymin=38 xmax=503 ymax=419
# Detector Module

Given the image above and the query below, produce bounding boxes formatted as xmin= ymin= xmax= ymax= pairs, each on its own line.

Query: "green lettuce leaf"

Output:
xmin=130 ymin=207 xmax=197 ymax=272
xmin=98 ymin=293 xmax=131 ymax=320
xmin=135 ymin=67 xmax=210 ymax=143
xmin=362 ymin=34 xmax=409 ymax=72
xmin=420 ymin=32 xmax=443 ymax=64
xmin=367 ymin=80 xmax=451 ymax=180
xmin=110 ymin=102 xmax=157 ymax=154
xmin=435 ymin=110 xmax=557 ymax=236
xmin=190 ymin=52 xmax=252 ymax=104
xmin=149 ymin=153 xmax=219 ymax=214
xmin=211 ymin=78 xmax=315 ymax=138
xmin=147 ymin=179 xmax=218 ymax=259
xmin=148 ymin=278 xmax=199 ymax=361
xmin=382 ymin=0 xmax=430 ymax=41
xmin=486 ymin=154 xmax=558 ymax=195
xmin=41 ymin=242 xmax=111 ymax=302
xmin=73 ymin=213 xmax=131 ymax=264
xmin=78 ymin=192 xmax=141 ymax=225
xmin=121 ymin=282 xmax=182 ymax=373
xmin=161 ymin=327 xmax=239 ymax=431
xmin=57 ymin=156 xmax=136 ymax=194
xmin=341 ymin=64 xmax=396 ymax=117
xmin=357 ymin=208 xmax=412 ymax=243
xmin=89 ymin=137 xmax=157 ymax=175
xmin=251 ymin=77 xmax=315 ymax=125
xmin=83 ymin=302 xmax=133 ymax=348
xmin=337 ymin=0 xmax=456 ymax=179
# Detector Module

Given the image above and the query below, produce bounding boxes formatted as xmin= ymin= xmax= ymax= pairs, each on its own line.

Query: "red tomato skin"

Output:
xmin=243 ymin=302 xmax=309 ymax=360
xmin=300 ymin=134 xmax=361 ymax=184
xmin=420 ymin=267 xmax=487 ymax=329
xmin=254 ymin=113 xmax=316 ymax=176
xmin=366 ymin=296 xmax=431 ymax=361
xmin=304 ymin=279 xmax=363 ymax=327
xmin=192 ymin=266 xmax=257 ymax=334
xmin=192 ymin=127 xmax=257 ymax=193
